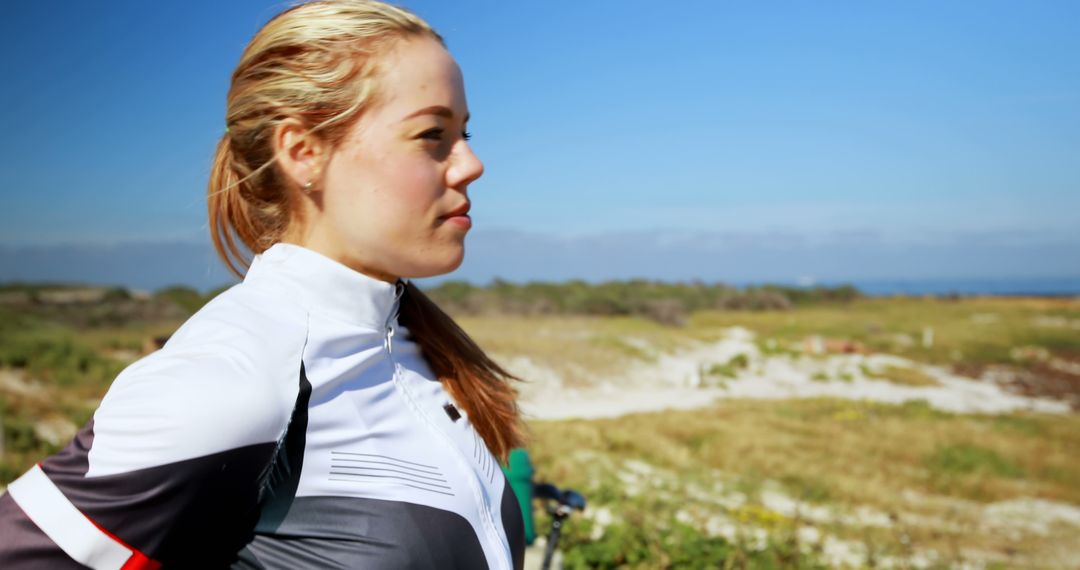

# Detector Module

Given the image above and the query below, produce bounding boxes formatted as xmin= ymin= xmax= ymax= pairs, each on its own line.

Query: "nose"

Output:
xmin=447 ymin=141 xmax=484 ymax=190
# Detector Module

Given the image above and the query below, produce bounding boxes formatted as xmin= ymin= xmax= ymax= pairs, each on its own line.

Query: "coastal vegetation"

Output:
xmin=528 ymin=400 xmax=1080 ymax=568
xmin=1 ymin=281 xmax=1078 ymax=567
xmin=426 ymin=279 xmax=860 ymax=325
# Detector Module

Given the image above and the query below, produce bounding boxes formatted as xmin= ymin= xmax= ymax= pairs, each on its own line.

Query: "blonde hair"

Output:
xmin=209 ymin=0 xmax=442 ymax=275
xmin=208 ymin=0 xmax=523 ymax=459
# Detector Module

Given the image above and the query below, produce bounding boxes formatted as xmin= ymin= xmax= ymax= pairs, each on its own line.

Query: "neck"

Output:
xmin=277 ymin=234 xmax=399 ymax=285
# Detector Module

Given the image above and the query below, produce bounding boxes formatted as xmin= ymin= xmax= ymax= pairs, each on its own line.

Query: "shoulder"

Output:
xmin=163 ymin=279 xmax=309 ymax=368
xmin=86 ymin=281 xmax=310 ymax=477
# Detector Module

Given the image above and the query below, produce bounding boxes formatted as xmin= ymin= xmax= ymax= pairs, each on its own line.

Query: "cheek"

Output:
xmin=323 ymin=147 xmax=443 ymax=241
xmin=388 ymin=154 xmax=441 ymax=196
xmin=373 ymin=157 xmax=443 ymax=219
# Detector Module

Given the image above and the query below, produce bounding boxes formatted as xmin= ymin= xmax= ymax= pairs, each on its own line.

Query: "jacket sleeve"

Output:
xmin=0 ymin=301 xmax=305 ymax=569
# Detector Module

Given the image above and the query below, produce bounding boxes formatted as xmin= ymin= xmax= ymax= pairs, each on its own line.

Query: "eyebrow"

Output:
xmin=401 ymin=105 xmax=470 ymax=123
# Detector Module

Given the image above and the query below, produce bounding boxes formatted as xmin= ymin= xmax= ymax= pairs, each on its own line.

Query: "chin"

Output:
xmin=402 ymin=248 xmax=465 ymax=279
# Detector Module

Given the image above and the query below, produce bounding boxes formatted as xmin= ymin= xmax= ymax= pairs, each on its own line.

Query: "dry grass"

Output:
xmin=456 ymin=297 xmax=1080 ymax=388
xmin=863 ymin=364 xmax=940 ymax=387
xmin=526 ymin=399 xmax=1080 ymax=567
xmin=5 ymin=296 xmax=1080 ymax=566
xmin=456 ymin=314 xmax=699 ymax=386
xmin=691 ymin=296 xmax=1080 ymax=369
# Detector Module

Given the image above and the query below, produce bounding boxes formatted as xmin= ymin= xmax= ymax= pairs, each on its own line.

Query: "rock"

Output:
xmin=34 ymin=415 xmax=78 ymax=447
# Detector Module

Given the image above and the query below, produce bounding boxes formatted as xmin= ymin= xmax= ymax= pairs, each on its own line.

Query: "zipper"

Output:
xmin=382 ymin=279 xmax=512 ymax=568
xmin=385 ymin=280 xmax=406 ymax=353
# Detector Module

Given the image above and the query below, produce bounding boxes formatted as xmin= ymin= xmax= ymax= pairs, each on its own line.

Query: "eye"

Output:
xmin=419 ymin=128 xmax=445 ymax=141
xmin=419 ymin=127 xmax=472 ymax=143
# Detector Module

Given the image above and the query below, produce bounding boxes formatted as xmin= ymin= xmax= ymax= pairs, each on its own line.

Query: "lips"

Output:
xmin=441 ymin=202 xmax=471 ymax=219
xmin=440 ymin=201 xmax=472 ymax=230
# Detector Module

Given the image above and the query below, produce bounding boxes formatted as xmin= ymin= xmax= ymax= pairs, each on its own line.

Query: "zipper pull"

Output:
xmin=385 ymin=280 xmax=406 ymax=354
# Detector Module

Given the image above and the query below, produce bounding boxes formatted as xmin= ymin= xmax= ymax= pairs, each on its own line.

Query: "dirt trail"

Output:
xmin=509 ymin=327 xmax=1072 ymax=421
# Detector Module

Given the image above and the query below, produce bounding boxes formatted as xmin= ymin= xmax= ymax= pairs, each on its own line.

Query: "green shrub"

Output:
xmin=424 ymin=279 xmax=861 ymax=319
xmin=154 ymin=286 xmax=207 ymax=314
xmin=708 ymin=354 xmax=750 ymax=379
xmin=555 ymin=517 xmax=824 ymax=569
xmin=925 ymin=443 xmax=1024 ymax=478
xmin=0 ymin=327 xmax=124 ymax=388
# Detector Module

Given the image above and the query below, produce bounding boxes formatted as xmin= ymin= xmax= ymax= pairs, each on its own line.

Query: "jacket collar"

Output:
xmin=245 ymin=243 xmax=404 ymax=330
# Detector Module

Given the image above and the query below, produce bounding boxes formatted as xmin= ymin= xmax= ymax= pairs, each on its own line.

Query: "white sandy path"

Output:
xmin=507 ymin=329 xmax=1079 ymax=569
xmin=509 ymin=327 xmax=1072 ymax=421
xmin=520 ymin=385 xmax=730 ymax=422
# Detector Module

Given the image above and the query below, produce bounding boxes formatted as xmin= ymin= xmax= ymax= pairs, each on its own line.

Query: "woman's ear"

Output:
xmin=273 ymin=119 xmax=327 ymax=190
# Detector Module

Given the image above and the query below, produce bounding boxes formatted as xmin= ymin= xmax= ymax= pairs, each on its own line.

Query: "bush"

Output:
xmin=154 ymin=286 xmax=208 ymax=314
xmin=555 ymin=517 xmax=826 ymax=569
xmin=424 ymin=280 xmax=861 ymax=322
xmin=925 ymin=443 xmax=1024 ymax=479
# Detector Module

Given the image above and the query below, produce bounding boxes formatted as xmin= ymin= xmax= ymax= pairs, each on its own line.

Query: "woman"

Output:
xmin=0 ymin=1 xmax=525 ymax=568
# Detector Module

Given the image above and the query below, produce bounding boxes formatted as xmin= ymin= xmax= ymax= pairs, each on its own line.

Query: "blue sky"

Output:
xmin=1 ymin=1 xmax=1078 ymax=283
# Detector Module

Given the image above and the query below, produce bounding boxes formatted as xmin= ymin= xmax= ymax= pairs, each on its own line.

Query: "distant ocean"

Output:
xmin=2 ymin=241 xmax=1078 ymax=297
xmin=802 ymin=277 xmax=1080 ymax=297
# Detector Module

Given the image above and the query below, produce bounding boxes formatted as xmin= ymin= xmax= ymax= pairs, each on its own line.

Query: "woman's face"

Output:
xmin=308 ymin=36 xmax=483 ymax=281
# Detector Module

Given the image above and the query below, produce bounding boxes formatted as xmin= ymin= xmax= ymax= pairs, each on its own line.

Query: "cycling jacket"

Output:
xmin=0 ymin=243 xmax=525 ymax=569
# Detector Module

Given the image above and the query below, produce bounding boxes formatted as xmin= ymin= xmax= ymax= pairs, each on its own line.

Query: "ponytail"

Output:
xmin=208 ymin=134 xmax=248 ymax=277
xmin=399 ymin=282 xmax=524 ymax=461
xmin=208 ymin=133 xmax=289 ymax=278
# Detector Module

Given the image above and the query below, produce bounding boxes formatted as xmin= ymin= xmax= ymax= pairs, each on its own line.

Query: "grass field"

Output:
xmin=525 ymin=400 xmax=1080 ymax=568
xmin=459 ymin=297 xmax=1080 ymax=406
xmin=2 ymin=294 xmax=1078 ymax=568
xmin=692 ymin=297 xmax=1080 ymax=371
xmin=459 ymin=297 xmax=1080 ymax=568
